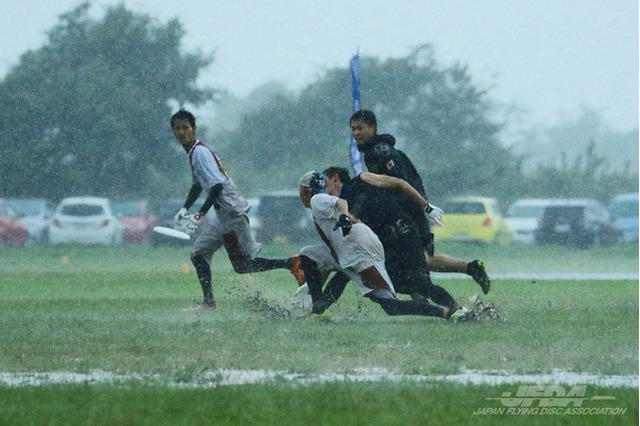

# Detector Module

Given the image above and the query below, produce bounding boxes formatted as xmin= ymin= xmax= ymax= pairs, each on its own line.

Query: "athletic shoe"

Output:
xmin=201 ymin=302 xmax=217 ymax=311
xmin=449 ymin=307 xmax=474 ymax=322
xmin=468 ymin=260 xmax=491 ymax=294
xmin=289 ymin=255 xmax=306 ymax=285
xmin=312 ymin=312 xmax=332 ymax=322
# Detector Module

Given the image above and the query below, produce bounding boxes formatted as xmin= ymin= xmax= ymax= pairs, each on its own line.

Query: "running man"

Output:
xmin=171 ymin=109 xmax=298 ymax=310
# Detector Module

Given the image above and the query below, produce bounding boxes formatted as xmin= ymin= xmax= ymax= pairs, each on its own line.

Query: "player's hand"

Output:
xmin=333 ymin=214 xmax=352 ymax=236
xmin=425 ymin=203 xmax=444 ymax=227
xmin=185 ymin=213 xmax=203 ymax=235
xmin=174 ymin=207 xmax=190 ymax=227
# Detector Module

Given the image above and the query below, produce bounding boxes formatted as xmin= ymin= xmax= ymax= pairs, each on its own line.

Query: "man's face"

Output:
xmin=172 ymin=119 xmax=196 ymax=148
xmin=324 ymin=174 xmax=341 ymax=196
xmin=350 ymin=119 xmax=376 ymax=146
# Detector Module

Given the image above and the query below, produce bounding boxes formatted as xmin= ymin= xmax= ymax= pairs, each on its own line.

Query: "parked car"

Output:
xmin=506 ymin=199 xmax=559 ymax=244
xmin=433 ymin=196 xmax=511 ymax=244
xmin=609 ymin=193 xmax=639 ymax=243
xmin=111 ymin=200 xmax=158 ymax=245
xmin=246 ymin=198 xmax=261 ymax=240
xmin=256 ymin=191 xmax=315 ymax=243
xmin=6 ymin=198 xmax=54 ymax=245
xmin=49 ymin=197 xmax=123 ymax=246
xmin=534 ymin=199 xmax=620 ymax=248
xmin=0 ymin=199 xmax=29 ymax=247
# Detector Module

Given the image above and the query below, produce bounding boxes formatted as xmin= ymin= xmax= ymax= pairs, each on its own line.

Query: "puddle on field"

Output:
xmin=1 ymin=368 xmax=636 ymax=388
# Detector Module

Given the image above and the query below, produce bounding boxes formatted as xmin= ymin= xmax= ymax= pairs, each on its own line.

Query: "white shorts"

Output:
xmin=191 ymin=213 xmax=261 ymax=262
xmin=300 ymin=242 xmax=395 ymax=297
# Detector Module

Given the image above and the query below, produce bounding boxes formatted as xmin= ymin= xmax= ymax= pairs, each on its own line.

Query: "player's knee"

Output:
xmin=299 ymin=255 xmax=319 ymax=276
xmin=366 ymin=289 xmax=401 ymax=315
xmin=396 ymin=268 xmax=433 ymax=297
xmin=372 ymin=298 xmax=402 ymax=316
xmin=191 ymin=254 xmax=207 ymax=267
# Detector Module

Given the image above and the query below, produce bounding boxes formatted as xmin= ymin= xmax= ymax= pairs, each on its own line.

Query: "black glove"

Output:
xmin=333 ymin=214 xmax=352 ymax=236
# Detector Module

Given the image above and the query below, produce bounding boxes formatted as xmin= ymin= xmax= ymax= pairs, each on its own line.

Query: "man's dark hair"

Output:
xmin=349 ymin=109 xmax=377 ymax=127
xmin=171 ymin=108 xmax=196 ymax=128
xmin=324 ymin=166 xmax=352 ymax=184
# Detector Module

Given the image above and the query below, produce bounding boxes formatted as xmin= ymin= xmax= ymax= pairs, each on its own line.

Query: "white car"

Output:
xmin=609 ymin=193 xmax=639 ymax=242
xmin=506 ymin=199 xmax=559 ymax=244
xmin=49 ymin=197 xmax=123 ymax=246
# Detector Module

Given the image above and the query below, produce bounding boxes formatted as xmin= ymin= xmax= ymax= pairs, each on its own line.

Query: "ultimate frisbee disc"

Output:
xmin=153 ymin=226 xmax=191 ymax=240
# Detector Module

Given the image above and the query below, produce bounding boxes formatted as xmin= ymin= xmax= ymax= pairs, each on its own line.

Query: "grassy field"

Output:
xmin=0 ymin=243 xmax=638 ymax=425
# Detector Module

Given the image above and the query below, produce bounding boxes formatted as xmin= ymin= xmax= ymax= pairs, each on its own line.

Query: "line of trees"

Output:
xmin=0 ymin=3 xmax=212 ymax=200
xmin=0 ymin=3 xmax=636 ymax=207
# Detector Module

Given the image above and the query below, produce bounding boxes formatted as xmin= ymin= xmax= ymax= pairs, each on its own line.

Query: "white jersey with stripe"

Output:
xmin=310 ymin=193 xmax=385 ymax=272
xmin=188 ymin=140 xmax=249 ymax=217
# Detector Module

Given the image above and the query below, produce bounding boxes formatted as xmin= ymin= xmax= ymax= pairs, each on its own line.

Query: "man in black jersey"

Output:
xmin=350 ymin=109 xmax=491 ymax=295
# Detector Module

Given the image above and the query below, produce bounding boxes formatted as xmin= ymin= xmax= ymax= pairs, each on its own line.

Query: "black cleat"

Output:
xmin=468 ymin=260 xmax=490 ymax=294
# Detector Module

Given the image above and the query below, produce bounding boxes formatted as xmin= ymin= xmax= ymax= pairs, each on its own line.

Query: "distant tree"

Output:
xmin=503 ymin=107 xmax=638 ymax=204
xmin=512 ymin=107 xmax=639 ymax=174
xmin=217 ymin=45 xmax=515 ymax=198
xmin=358 ymin=47 xmax=515 ymax=199
xmin=520 ymin=140 xmax=638 ymax=203
xmin=0 ymin=2 xmax=213 ymax=200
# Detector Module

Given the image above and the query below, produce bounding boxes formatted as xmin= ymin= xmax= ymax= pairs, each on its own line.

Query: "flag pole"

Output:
xmin=349 ymin=52 xmax=363 ymax=175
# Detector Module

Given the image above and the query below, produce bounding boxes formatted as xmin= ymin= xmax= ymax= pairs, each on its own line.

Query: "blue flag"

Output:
xmin=349 ymin=54 xmax=363 ymax=175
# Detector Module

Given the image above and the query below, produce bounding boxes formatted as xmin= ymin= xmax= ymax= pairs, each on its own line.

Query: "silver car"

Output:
xmin=7 ymin=198 xmax=54 ymax=245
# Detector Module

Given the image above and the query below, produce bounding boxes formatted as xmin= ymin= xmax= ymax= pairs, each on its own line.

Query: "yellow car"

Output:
xmin=433 ymin=196 xmax=511 ymax=244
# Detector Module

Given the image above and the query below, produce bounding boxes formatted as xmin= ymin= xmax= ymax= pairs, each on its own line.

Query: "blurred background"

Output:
xmin=0 ymin=1 xmax=636 ymax=250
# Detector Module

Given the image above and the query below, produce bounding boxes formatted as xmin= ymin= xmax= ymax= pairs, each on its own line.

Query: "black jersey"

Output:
xmin=357 ymin=134 xmax=426 ymax=197
xmin=357 ymin=134 xmax=435 ymax=254
xmin=340 ymin=175 xmax=425 ymax=273
xmin=340 ymin=175 xmax=401 ymax=235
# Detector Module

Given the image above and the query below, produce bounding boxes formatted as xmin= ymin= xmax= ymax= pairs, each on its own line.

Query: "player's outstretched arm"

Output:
xmin=360 ymin=172 xmax=427 ymax=209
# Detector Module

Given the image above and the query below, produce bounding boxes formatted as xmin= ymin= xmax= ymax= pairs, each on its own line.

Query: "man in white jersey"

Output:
xmin=297 ymin=170 xmax=470 ymax=320
xmin=171 ymin=109 xmax=299 ymax=310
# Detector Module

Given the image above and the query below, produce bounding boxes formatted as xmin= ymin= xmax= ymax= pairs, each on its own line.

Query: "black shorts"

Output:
xmin=380 ymin=218 xmax=427 ymax=271
xmin=387 ymin=267 xmax=433 ymax=296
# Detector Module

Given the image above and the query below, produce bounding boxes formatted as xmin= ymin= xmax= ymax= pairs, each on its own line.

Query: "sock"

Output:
xmin=250 ymin=257 xmax=289 ymax=271
xmin=428 ymin=285 xmax=460 ymax=311
xmin=191 ymin=255 xmax=214 ymax=305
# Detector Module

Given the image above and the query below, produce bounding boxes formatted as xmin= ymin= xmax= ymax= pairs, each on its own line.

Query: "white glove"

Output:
xmin=291 ymin=283 xmax=312 ymax=310
xmin=425 ymin=203 xmax=444 ymax=227
xmin=174 ymin=207 xmax=190 ymax=227
xmin=185 ymin=214 xmax=203 ymax=235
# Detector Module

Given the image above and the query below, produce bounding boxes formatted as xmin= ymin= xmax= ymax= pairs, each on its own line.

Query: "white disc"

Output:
xmin=153 ymin=226 xmax=191 ymax=240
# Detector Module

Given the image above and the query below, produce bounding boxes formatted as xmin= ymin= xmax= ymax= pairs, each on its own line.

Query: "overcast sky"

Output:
xmin=0 ymin=0 xmax=637 ymax=132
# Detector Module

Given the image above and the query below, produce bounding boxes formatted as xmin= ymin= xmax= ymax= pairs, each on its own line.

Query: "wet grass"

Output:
xmin=0 ymin=244 xmax=638 ymax=424
xmin=2 ymin=240 xmax=638 ymax=275
xmin=0 ymin=383 xmax=637 ymax=426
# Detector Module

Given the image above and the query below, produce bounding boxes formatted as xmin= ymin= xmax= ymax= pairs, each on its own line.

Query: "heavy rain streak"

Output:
xmin=0 ymin=2 xmax=637 ymax=424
